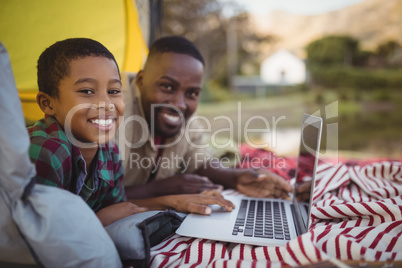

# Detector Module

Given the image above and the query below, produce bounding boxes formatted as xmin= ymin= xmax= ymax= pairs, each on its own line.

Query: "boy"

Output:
xmin=29 ymin=38 xmax=234 ymax=220
xmin=29 ymin=38 xmax=147 ymax=226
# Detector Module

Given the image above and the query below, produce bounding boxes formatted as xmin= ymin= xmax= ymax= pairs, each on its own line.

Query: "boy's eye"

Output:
xmin=108 ymin=89 xmax=121 ymax=94
xmin=79 ymin=89 xmax=94 ymax=95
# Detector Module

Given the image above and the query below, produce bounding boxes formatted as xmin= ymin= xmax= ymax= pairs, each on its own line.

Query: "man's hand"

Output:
xmin=236 ymin=169 xmax=292 ymax=199
xmin=151 ymin=174 xmax=224 ymax=195
xmin=96 ymin=202 xmax=148 ymax=226
xmin=295 ymin=181 xmax=312 ymax=202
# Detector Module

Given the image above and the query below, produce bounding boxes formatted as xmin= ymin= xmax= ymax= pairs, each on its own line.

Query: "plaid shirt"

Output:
xmin=28 ymin=116 xmax=126 ymax=212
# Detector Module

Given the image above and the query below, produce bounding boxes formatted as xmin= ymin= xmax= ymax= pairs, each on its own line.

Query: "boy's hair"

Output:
xmin=37 ymin=38 xmax=119 ymax=97
xmin=147 ymin=36 xmax=205 ymax=66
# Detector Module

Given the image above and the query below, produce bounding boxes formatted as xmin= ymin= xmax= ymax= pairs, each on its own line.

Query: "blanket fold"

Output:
xmin=150 ymin=161 xmax=402 ymax=267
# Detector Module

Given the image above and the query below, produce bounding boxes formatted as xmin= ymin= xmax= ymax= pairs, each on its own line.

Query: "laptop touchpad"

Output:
xmin=208 ymin=204 xmax=231 ymax=220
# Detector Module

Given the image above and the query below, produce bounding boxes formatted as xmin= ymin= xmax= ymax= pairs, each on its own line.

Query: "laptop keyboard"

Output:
xmin=232 ymin=199 xmax=291 ymax=240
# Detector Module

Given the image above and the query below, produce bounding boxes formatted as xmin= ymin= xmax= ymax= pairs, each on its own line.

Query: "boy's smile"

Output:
xmin=48 ymin=56 xmax=124 ymax=146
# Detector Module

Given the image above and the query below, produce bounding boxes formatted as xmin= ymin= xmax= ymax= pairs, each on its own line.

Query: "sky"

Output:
xmin=222 ymin=0 xmax=366 ymax=15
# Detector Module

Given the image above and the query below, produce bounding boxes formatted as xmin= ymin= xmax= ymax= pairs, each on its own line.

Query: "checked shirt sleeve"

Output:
xmin=29 ymin=136 xmax=74 ymax=190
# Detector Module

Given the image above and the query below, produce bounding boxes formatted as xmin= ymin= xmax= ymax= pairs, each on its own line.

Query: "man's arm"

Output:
xmin=196 ymin=158 xmax=292 ymax=199
xmin=124 ymin=156 xmax=292 ymax=200
xmin=195 ymin=158 xmax=238 ymax=189
xmin=183 ymin=119 xmax=290 ymax=199
xmin=124 ymin=173 xmax=223 ymax=199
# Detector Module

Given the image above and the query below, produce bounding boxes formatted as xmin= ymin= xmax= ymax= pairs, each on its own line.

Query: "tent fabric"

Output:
xmin=0 ymin=0 xmax=124 ymax=91
xmin=0 ymin=41 xmax=38 ymax=266
xmin=0 ymin=42 xmax=35 ymax=200
xmin=123 ymin=0 xmax=149 ymax=72
xmin=0 ymin=0 xmax=148 ymax=122
xmin=0 ymin=42 xmax=123 ymax=267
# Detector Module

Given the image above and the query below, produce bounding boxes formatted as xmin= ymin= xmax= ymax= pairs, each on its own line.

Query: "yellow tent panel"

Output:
xmin=0 ymin=0 xmax=148 ymax=123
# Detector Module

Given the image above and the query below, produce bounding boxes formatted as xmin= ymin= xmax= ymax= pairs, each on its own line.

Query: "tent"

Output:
xmin=0 ymin=0 xmax=149 ymax=123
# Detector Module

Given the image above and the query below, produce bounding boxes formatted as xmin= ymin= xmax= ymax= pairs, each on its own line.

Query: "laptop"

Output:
xmin=176 ymin=114 xmax=323 ymax=246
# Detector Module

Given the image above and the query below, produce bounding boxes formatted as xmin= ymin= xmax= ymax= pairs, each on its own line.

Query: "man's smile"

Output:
xmin=162 ymin=112 xmax=181 ymax=124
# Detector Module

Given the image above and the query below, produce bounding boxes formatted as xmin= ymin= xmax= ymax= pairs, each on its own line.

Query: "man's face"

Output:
xmin=50 ymin=56 xmax=124 ymax=146
xmin=136 ymin=52 xmax=204 ymax=138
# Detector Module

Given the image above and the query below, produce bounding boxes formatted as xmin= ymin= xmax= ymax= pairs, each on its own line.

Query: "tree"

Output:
xmin=160 ymin=0 xmax=276 ymax=88
xmin=306 ymin=36 xmax=359 ymax=67
xmin=160 ymin=0 xmax=228 ymax=83
xmin=376 ymin=40 xmax=400 ymax=57
xmin=368 ymin=40 xmax=402 ymax=68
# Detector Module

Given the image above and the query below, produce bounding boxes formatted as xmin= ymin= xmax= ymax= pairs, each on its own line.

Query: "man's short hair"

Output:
xmin=37 ymin=38 xmax=119 ymax=97
xmin=147 ymin=36 xmax=205 ymax=66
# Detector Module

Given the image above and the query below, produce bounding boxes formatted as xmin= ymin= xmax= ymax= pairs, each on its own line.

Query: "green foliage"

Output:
xmin=337 ymin=94 xmax=402 ymax=155
xmin=201 ymin=81 xmax=234 ymax=102
xmin=314 ymin=92 xmax=324 ymax=104
xmin=307 ymin=36 xmax=402 ymax=89
xmin=355 ymin=50 xmax=373 ymax=66
xmin=309 ymin=66 xmax=402 ymax=90
xmin=376 ymin=40 xmax=401 ymax=57
xmin=372 ymin=89 xmax=391 ymax=101
xmin=306 ymin=35 xmax=359 ymax=66
xmin=370 ymin=40 xmax=402 ymax=68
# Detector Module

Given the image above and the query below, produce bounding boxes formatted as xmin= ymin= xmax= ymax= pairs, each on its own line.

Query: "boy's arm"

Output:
xmin=29 ymin=136 xmax=73 ymax=189
xmin=130 ymin=191 xmax=235 ymax=215
xmin=95 ymin=202 xmax=148 ymax=226
xmin=94 ymin=143 xmax=150 ymax=226
xmin=196 ymin=158 xmax=292 ymax=199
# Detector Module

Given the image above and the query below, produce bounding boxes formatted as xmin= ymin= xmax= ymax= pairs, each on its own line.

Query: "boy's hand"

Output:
xmin=96 ymin=202 xmax=148 ymax=226
xmin=151 ymin=174 xmax=223 ymax=195
xmin=169 ymin=193 xmax=235 ymax=215
xmin=236 ymin=169 xmax=292 ymax=199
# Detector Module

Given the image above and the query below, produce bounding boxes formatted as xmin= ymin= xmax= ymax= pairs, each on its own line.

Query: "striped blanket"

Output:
xmin=149 ymin=160 xmax=402 ymax=267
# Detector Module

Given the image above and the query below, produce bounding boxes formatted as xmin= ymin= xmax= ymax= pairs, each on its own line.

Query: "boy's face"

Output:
xmin=50 ymin=56 xmax=124 ymax=146
xmin=136 ymin=52 xmax=204 ymax=138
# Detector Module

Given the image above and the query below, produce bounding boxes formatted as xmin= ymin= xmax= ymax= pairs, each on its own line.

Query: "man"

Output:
xmin=117 ymin=36 xmax=291 ymax=201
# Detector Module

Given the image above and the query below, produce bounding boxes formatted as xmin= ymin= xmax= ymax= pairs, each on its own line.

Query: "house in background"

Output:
xmin=260 ymin=49 xmax=306 ymax=85
xmin=231 ymin=49 xmax=307 ymax=97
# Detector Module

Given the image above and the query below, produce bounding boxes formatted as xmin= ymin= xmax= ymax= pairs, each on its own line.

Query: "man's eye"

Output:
xmin=160 ymin=83 xmax=173 ymax=91
xmin=188 ymin=90 xmax=200 ymax=98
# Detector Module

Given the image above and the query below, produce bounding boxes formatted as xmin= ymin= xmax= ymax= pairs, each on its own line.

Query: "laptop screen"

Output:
xmin=293 ymin=114 xmax=322 ymax=232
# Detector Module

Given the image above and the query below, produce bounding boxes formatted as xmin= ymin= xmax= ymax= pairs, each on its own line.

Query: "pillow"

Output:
xmin=11 ymin=184 xmax=123 ymax=267
xmin=105 ymin=210 xmax=185 ymax=268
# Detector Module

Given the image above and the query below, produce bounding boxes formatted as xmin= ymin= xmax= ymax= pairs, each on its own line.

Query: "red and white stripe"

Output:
xmin=150 ymin=161 xmax=402 ymax=267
